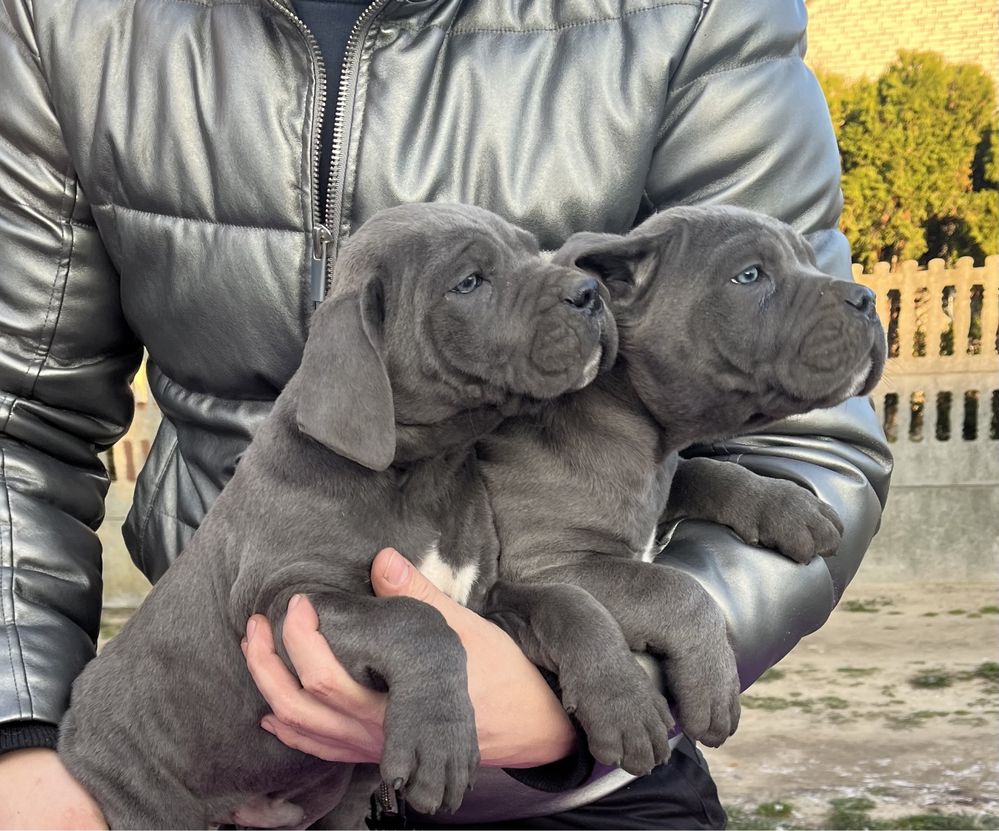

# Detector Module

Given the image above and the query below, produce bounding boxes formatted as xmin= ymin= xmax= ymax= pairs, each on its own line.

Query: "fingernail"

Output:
xmin=289 ymin=594 xmax=303 ymax=611
xmin=246 ymin=618 xmax=257 ymax=642
xmin=240 ymin=638 xmax=248 ymax=654
xmin=261 ymin=718 xmax=276 ymax=734
xmin=383 ymin=550 xmax=411 ymax=586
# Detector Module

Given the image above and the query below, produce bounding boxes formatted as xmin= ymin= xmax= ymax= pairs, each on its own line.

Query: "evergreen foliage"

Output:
xmin=817 ymin=51 xmax=998 ymax=269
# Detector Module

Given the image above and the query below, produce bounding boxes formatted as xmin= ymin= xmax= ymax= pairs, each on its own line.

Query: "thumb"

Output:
xmin=371 ymin=548 xmax=462 ymax=624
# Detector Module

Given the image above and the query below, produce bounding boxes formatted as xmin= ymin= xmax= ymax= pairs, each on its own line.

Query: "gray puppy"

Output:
xmin=477 ymin=205 xmax=886 ymax=775
xmin=58 ymin=203 xmax=615 ymax=829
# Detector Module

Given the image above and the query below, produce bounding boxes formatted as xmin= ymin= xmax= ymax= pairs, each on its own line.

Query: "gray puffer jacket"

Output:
xmin=0 ymin=0 xmax=891 ymax=819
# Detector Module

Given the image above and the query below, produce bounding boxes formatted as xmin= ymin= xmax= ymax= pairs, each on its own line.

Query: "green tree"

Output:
xmin=817 ymin=52 xmax=998 ymax=269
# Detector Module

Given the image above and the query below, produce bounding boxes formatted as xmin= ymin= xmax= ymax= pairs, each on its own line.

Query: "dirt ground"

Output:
xmin=703 ymin=581 xmax=999 ymax=829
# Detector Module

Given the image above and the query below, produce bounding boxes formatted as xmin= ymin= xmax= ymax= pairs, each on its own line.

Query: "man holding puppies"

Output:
xmin=0 ymin=0 xmax=891 ymax=827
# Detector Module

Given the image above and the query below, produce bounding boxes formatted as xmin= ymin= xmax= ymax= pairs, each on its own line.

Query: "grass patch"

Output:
xmin=758 ymin=668 xmax=786 ymax=683
xmin=827 ymin=797 xmax=877 ymax=829
xmin=922 ymin=612 xmax=939 ymax=617
xmin=971 ymin=662 xmax=999 ymax=684
xmin=909 ymin=669 xmax=953 ymax=689
xmin=825 ymin=797 xmax=994 ymax=830
xmin=726 ymin=800 xmax=999 ymax=830
xmin=978 ymin=605 xmax=999 ymax=614
xmin=947 ymin=609 xmax=967 ymax=615
xmin=725 ymin=808 xmax=786 ymax=830
xmin=898 ymin=662 xmax=999 ymax=692
xmin=97 ymin=608 xmax=137 ymax=649
xmin=740 ymin=694 xmax=852 ymax=714
xmin=841 ymin=597 xmax=893 ymax=613
xmin=885 ymin=710 xmax=950 ymax=729
xmin=757 ymin=801 xmax=795 ymax=819
xmin=742 ymin=695 xmax=799 ymax=711
xmin=949 ymin=715 xmax=988 ymax=727
xmin=99 ymin=621 xmax=124 ymax=642
xmin=837 ymin=666 xmax=880 ymax=677
xmin=892 ymin=815 xmax=997 ymax=829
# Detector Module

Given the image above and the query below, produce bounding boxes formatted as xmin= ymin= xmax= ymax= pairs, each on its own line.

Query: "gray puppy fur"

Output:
xmin=58 ymin=203 xmax=615 ymax=829
xmin=477 ymin=205 xmax=886 ymax=776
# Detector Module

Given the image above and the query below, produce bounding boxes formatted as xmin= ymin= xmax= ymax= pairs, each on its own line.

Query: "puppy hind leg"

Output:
xmin=309 ymin=764 xmax=382 ymax=830
xmin=484 ymin=579 xmax=674 ymax=775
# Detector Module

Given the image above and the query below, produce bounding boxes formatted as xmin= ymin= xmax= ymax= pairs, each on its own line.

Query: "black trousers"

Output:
xmin=384 ymin=738 xmax=727 ymax=830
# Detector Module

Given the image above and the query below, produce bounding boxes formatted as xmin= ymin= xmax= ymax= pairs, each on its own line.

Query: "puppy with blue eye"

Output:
xmin=57 ymin=203 xmax=616 ymax=830
xmin=475 ymin=205 xmax=886 ymax=777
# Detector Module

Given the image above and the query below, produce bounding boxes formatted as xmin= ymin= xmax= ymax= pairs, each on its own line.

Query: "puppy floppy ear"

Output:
xmin=554 ymin=231 xmax=661 ymax=304
xmin=296 ymin=278 xmax=396 ymax=471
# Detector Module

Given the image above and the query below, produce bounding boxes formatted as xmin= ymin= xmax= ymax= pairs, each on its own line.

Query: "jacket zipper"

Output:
xmin=323 ymin=0 xmax=391 ymax=290
xmin=258 ymin=2 xmax=409 ymax=816
xmin=371 ymin=779 xmax=407 ymax=827
xmin=265 ymin=0 xmax=389 ymax=306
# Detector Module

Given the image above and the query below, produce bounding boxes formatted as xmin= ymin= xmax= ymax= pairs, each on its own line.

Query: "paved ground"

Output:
xmin=703 ymin=581 xmax=999 ymax=830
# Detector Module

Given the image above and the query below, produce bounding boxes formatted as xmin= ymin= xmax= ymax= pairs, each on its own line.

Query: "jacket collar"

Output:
xmin=265 ymin=0 xmax=447 ymax=20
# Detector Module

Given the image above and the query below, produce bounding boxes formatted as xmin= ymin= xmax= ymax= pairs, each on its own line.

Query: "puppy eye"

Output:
xmin=732 ymin=266 xmax=763 ymax=285
xmin=450 ymin=273 xmax=484 ymax=294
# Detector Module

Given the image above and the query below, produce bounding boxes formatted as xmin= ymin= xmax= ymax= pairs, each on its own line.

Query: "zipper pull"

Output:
xmin=311 ymin=224 xmax=333 ymax=306
xmin=370 ymin=779 xmax=407 ymax=829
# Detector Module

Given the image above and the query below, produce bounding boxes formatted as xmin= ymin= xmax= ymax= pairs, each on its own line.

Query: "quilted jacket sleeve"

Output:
xmin=0 ymin=3 xmax=142 ymax=745
xmin=645 ymin=0 xmax=893 ymax=687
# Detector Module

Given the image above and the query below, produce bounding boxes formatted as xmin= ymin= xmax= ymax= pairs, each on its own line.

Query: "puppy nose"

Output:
xmin=564 ymin=276 xmax=602 ymax=315
xmin=845 ymin=284 xmax=878 ymax=320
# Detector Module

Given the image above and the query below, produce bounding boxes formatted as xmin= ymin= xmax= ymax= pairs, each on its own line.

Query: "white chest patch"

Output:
xmin=573 ymin=347 xmax=603 ymax=391
xmin=847 ymin=359 xmax=873 ymax=397
xmin=417 ymin=547 xmax=479 ymax=607
xmin=638 ymin=529 xmax=659 ymax=563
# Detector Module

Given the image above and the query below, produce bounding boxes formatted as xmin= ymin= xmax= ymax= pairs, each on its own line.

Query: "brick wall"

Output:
xmin=805 ymin=0 xmax=999 ymax=85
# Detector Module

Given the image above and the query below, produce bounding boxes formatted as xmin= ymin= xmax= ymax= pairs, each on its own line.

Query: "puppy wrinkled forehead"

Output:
xmin=347 ymin=202 xmax=539 ymax=263
xmin=682 ymin=207 xmax=814 ymax=265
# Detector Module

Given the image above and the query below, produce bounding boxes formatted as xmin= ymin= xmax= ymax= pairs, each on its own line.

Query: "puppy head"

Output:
xmin=555 ymin=206 xmax=886 ymax=439
xmin=295 ymin=203 xmax=616 ymax=469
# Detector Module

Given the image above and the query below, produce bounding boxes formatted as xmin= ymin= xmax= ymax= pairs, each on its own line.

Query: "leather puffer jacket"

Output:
xmin=0 ymin=0 xmax=892 ymax=818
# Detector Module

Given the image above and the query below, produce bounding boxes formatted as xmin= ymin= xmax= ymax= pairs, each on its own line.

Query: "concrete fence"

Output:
xmin=853 ymin=255 xmax=999 ymax=579
xmin=96 ymin=256 xmax=999 ymax=604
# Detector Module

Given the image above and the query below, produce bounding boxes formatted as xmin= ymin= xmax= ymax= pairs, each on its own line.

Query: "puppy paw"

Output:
xmin=749 ymin=481 xmax=844 ymax=563
xmin=661 ymin=619 xmax=741 ymax=748
xmin=563 ymin=664 xmax=675 ymax=775
xmin=380 ymin=692 xmax=479 ymax=816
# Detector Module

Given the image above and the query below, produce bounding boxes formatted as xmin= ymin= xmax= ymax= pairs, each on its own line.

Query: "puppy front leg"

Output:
xmin=272 ymin=592 xmax=479 ymax=817
xmin=484 ymin=580 xmax=673 ymax=775
xmin=531 ymin=559 xmax=741 ymax=748
xmin=665 ymin=457 xmax=844 ymax=562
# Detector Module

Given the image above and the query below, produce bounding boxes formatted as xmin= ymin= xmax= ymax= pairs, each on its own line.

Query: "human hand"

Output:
xmin=243 ymin=548 xmax=576 ymax=769
xmin=0 ymin=748 xmax=107 ymax=830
